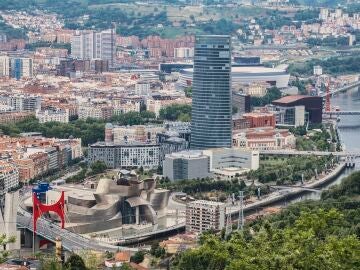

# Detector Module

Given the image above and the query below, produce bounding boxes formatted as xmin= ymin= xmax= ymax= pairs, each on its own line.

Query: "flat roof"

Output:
xmin=273 ymin=95 xmax=320 ymax=104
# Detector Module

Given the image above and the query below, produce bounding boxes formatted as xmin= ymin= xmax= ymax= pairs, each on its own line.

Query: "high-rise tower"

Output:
xmin=191 ymin=35 xmax=232 ymax=149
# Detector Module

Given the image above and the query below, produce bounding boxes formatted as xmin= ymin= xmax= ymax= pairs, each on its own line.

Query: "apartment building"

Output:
xmin=71 ymin=29 xmax=115 ymax=66
xmin=88 ymin=141 xmax=160 ymax=169
xmin=0 ymin=161 xmax=19 ymax=201
xmin=36 ymin=108 xmax=69 ymax=123
xmin=186 ymin=200 xmax=226 ymax=233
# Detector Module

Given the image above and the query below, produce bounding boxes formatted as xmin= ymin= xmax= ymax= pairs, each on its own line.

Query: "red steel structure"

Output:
xmin=325 ymin=82 xmax=331 ymax=112
xmin=32 ymin=191 xmax=65 ymax=233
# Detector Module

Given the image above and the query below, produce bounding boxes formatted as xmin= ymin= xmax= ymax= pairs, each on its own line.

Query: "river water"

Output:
xmin=293 ymin=86 xmax=360 ymax=202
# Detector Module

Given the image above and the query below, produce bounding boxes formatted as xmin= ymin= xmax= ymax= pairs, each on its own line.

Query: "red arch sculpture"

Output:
xmin=32 ymin=191 xmax=65 ymax=233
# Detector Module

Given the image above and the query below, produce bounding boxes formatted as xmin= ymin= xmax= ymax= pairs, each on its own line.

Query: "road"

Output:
xmin=259 ymin=149 xmax=359 ymax=157
xmin=17 ymin=210 xmax=136 ymax=252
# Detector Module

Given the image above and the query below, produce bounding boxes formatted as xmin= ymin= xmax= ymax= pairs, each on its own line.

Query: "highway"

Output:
xmin=17 ymin=210 xmax=134 ymax=252
xmin=259 ymin=149 xmax=360 ymax=157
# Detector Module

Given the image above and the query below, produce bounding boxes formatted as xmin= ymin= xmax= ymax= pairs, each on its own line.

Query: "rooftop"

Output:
xmin=272 ymin=95 xmax=321 ymax=104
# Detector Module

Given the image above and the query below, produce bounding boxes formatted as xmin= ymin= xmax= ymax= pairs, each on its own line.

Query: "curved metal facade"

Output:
xmin=191 ymin=35 xmax=232 ymax=149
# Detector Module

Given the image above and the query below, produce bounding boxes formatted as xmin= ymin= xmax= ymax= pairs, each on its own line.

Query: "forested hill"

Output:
xmin=172 ymin=172 xmax=360 ymax=270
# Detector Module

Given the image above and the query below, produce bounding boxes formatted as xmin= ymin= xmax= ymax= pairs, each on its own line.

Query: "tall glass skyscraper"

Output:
xmin=191 ymin=35 xmax=232 ymax=149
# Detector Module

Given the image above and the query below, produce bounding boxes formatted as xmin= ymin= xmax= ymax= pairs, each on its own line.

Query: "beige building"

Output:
xmin=186 ymin=200 xmax=226 ymax=233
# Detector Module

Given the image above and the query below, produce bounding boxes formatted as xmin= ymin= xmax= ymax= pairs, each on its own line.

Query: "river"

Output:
xmin=292 ymin=86 xmax=360 ymax=202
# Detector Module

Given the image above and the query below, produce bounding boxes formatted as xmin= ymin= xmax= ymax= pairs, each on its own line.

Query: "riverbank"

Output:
xmin=229 ymin=162 xmax=346 ymax=216
xmin=106 ymin=163 xmax=347 ymax=246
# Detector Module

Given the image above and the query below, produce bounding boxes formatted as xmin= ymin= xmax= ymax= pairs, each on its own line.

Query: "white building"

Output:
xmin=78 ymin=103 xmax=103 ymax=120
xmin=174 ymin=47 xmax=194 ymax=59
xmin=2 ymin=95 xmax=41 ymax=112
xmin=0 ymin=55 xmax=10 ymax=77
xmin=36 ymin=109 xmax=69 ymax=123
xmin=135 ymin=82 xmax=151 ymax=96
xmin=186 ymin=200 xmax=226 ymax=233
xmin=313 ymin=65 xmax=323 ymax=76
xmin=203 ymin=148 xmax=259 ymax=171
xmin=71 ymin=29 xmax=115 ymax=66
xmin=163 ymin=150 xmax=210 ymax=181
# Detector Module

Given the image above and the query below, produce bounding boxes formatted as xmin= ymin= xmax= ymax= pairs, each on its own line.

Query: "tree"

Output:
xmin=119 ymin=264 xmax=133 ymax=270
xmin=150 ymin=242 xmax=166 ymax=258
xmin=0 ymin=235 xmax=16 ymax=263
xmin=64 ymin=254 xmax=87 ymax=270
xmin=130 ymin=251 xmax=145 ymax=264
xmin=89 ymin=161 xmax=107 ymax=175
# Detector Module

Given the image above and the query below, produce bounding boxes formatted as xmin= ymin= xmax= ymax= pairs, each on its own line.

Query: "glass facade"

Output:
xmin=191 ymin=35 xmax=232 ymax=149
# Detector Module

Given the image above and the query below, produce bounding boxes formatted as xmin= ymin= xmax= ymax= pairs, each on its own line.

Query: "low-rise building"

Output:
xmin=203 ymin=148 xmax=260 ymax=172
xmin=186 ymin=200 xmax=226 ymax=233
xmin=163 ymin=151 xmax=210 ymax=181
xmin=242 ymin=111 xmax=276 ymax=128
xmin=232 ymin=127 xmax=296 ymax=150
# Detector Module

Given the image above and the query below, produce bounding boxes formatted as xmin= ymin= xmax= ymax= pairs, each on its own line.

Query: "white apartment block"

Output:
xmin=0 ymin=55 xmax=9 ymax=77
xmin=78 ymin=104 xmax=103 ymax=120
xmin=135 ymin=83 xmax=151 ymax=96
xmin=71 ymin=29 xmax=115 ymax=66
xmin=174 ymin=47 xmax=194 ymax=59
xmin=36 ymin=109 xmax=69 ymax=123
xmin=2 ymin=95 xmax=41 ymax=112
xmin=186 ymin=200 xmax=226 ymax=233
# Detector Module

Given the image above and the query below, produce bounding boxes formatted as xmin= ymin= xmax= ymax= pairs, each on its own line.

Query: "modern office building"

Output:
xmin=186 ymin=200 xmax=226 ymax=233
xmin=191 ymin=35 xmax=232 ymax=149
xmin=10 ymin=57 xmax=33 ymax=79
xmin=71 ymin=29 xmax=115 ymax=66
xmin=272 ymin=95 xmax=322 ymax=125
xmin=163 ymin=150 xmax=210 ymax=181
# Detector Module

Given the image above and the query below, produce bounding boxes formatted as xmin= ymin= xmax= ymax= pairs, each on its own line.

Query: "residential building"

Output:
xmin=88 ymin=141 xmax=160 ymax=169
xmin=71 ymin=29 xmax=115 ymax=66
xmin=191 ymin=35 xmax=232 ymax=149
xmin=0 ymin=161 xmax=19 ymax=205
xmin=186 ymin=200 xmax=226 ymax=233
xmin=163 ymin=150 xmax=210 ymax=181
xmin=10 ymin=57 xmax=33 ymax=79
xmin=135 ymin=82 xmax=151 ymax=96
xmin=2 ymin=95 xmax=41 ymax=112
xmin=174 ymin=47 xmax=194 ymax=59
xmin=36 ymin=109 xmax=69 ymax=123
xmin=0 ymin=112 xmax=33 ymax=124
xmin=0 ymin=55 xmax=10 ymax=77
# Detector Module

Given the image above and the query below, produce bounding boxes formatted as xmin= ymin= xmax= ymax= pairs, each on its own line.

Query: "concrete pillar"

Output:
xmin=135 ymin=206 xmax=140 ymax=225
